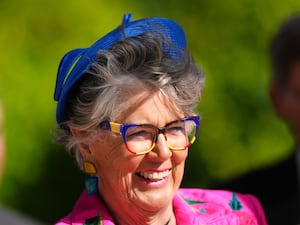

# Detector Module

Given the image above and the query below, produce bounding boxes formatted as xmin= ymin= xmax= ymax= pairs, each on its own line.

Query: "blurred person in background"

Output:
xmin=0 ymin=102 xmax=45 ymax=225
xmin=214 ymin=14 xmax=300 ymax=225
xmin=53 ymin=13 xmax=267 ymax=225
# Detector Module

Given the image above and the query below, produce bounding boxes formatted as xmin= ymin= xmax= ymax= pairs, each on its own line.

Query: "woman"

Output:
xmin=53 ymin=14 xmax=267 ymax=225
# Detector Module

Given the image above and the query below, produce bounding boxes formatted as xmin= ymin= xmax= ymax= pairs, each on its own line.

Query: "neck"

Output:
xmin=165 ymin=213 xmax=176 ymax=225
xmin=98 ymin=190 xmax=175 ymax=225
xmin=114 ymin=210 xmax=175 ymax=225
xmin=111 ymin=202 xmax=174 ymax=225
xmin=164 ymin=217 xmax=171 ymax=225
xmin=114 ymin=214 xmax=175 ymax=225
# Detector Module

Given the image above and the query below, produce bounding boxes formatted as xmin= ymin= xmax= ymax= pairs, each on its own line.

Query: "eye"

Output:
xmin=167 ymin=125 xmax=185 ymax=135
xmin=126 ymin=127 xmax=153 ymax=141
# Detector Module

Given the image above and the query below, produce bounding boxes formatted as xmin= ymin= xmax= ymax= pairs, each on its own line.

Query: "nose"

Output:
xmin=147 ymin=133 xmax=172 ymax=160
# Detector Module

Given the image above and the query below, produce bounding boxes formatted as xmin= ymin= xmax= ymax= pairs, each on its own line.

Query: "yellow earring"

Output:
xmin=83 ymin=161 xmax=97 ymax=174
xmin=83 ymin=161 xmax=98 ymax=195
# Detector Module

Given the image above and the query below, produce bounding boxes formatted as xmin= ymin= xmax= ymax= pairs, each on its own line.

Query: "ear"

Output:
xmin=269 ymin=81 xmax=287 ymax=120
xmin=70 ymin=128 xmax=93 ymax=161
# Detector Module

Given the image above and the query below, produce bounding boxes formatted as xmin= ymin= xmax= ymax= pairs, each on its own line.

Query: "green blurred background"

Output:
xmin=0 ymin=0 xmax=298 ymax=224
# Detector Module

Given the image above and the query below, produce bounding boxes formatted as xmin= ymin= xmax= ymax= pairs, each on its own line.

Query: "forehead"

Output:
xmin=116 ymin=90 xmax=183 ymax=123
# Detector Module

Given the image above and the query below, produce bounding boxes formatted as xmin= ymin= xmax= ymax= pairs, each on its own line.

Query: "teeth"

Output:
xmin=139 ymin=170 xmax=170 ymax=181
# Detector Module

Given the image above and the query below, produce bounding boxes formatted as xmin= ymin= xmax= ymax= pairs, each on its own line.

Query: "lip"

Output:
xmin=135 ymin=169 xmax=171 ymax=187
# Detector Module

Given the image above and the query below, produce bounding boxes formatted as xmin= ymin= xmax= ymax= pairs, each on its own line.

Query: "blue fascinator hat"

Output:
xmin=54 ymin=13 xmax=187 ymax=125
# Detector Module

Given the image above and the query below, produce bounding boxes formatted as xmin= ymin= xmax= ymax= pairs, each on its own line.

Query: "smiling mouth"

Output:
xmin=136 ymin=170 xmax=171 ymax=182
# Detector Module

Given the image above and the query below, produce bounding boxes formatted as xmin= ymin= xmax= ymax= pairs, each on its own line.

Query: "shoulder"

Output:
xmin=175 ymin=188 xmax=268 ymax=225
xmin=54 ymin=190 xmax=115 ymax=225
xmin=178 ymin=188 xmax=265 ymax=212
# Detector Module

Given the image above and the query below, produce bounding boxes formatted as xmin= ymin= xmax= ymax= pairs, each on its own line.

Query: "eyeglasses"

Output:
xmin=99 ymin=115 xmax=200 ymax=155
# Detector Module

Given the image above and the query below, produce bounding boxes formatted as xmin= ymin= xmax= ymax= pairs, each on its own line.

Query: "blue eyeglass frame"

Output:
xmin=99 ymin=115 xmax=200 ymax=155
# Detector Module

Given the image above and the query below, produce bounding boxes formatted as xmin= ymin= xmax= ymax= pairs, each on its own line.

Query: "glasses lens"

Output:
xmin=125 ymin=125 xmax=156 ymax=154
xmin=165 ymin=119 xmax=196 ymax=150
xmin=123 ymin=118 xmax=197 ymax=154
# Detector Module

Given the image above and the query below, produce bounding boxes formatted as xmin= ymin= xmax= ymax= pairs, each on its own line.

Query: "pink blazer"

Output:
xmin=56 ymin=188 xmax=268 ymax=225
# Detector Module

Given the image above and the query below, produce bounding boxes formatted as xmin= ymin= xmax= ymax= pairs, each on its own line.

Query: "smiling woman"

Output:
xmin=52 ymin=13 xmax=268 ymax=225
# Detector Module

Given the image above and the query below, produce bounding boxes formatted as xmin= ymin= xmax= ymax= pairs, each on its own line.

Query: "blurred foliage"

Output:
xmin=0 ymin=0 xmax=298 ymax=223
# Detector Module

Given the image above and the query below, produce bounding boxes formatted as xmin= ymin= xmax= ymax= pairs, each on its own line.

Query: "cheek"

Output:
xmin=173 ymin=149 xmax=188 ymax=165
xmin=172 ymin=151 xmax=188 ymax=186
xmin=90 ymin=136 xmax=139 ymax=174
xmin=171 ymin=150 xmax=188 ymax=179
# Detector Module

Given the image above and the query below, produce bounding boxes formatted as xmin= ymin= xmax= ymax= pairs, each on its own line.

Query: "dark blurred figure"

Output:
xmin=214 ymin=14 xmax=300 ymax=225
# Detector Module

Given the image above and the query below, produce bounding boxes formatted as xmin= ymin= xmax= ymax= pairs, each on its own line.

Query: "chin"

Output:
xmin=133 ymin=189 xmax=174 ymax=211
